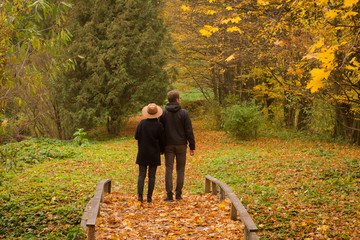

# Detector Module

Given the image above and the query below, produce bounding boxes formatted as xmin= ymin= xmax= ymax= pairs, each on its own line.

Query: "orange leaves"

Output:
xmin=96 ymin=193 xmax=244 ymax=239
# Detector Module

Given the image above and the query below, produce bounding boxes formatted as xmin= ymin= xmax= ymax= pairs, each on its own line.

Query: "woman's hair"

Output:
xmin=167 ymin=91 xmax=180 ymax=102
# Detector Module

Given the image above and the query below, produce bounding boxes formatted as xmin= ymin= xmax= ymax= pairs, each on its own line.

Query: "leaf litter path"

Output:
xmin=95 ymin=190 xmax=244 ymax=239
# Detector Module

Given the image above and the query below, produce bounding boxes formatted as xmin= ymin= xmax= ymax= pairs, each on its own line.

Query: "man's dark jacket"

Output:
xmin=160 ymin=102 xmax=195 ymax=150
xmin=135 ymin=118 xmax=164 ymax=166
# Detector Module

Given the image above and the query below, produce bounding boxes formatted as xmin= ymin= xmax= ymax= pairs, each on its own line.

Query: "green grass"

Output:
xmin=0 ymin=137 xmax=138 ymax=239
xmin=0 ymin=119 xmax=359 ymax=239
xmin=201 ymin=142 xmax=360 ymax=239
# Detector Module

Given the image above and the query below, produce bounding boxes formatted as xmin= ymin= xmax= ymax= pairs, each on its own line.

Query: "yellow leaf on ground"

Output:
xmin=181 ymin=5 xmax=190 ymax=12
xmin=317 ymin=225 xmax=329 ymax=231
xmin=217 ymin=202 xmax=227 ymax=209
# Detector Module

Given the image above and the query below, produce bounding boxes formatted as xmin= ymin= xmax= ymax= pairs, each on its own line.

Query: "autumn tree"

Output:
xmin=61 ymin=0 xmax=172 ymax=136
xmin=0 ymin=0 xmax=72 ymax=141
xmin=299 ymin=0 xmax=360 ymax=143
xmin=168 ymin=0 xmax=315 ymax=129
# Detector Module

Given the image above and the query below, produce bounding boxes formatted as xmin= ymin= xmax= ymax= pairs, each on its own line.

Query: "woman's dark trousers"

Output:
xmin=137 ymin=165 xmax=157 ymax=200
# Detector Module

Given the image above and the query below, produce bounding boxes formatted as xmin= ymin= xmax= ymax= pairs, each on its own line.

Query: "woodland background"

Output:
xmin=1 ymin=0 xmax=360 ymax=143
xmin=0 ymin=0 xmax=360 ymax=239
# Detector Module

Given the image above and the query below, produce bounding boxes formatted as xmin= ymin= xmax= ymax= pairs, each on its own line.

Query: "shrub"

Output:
xmin=73 ymin=128 xmax=89 ymax=146
xmin=222 ymin=101 xmax=264 ymax=139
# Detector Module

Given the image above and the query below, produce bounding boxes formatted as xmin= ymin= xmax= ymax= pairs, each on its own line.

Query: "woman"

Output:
xmin=135 ymin=103 xmax=164 ymax=203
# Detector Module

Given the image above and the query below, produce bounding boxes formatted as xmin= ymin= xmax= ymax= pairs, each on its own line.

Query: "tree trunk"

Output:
xmin=351 ymin=115 xmax=360 ymax=145
xmin=334 ymin=102 xmax=353 ymax=141
xmin=297 ymin=97 xmax=311 ymax=131
xmin=283 ymin=91 xmax=295 ymax=128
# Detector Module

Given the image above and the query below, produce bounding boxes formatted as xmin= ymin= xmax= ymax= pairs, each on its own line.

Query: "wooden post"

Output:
xmin=106 ymin=181 xmax=111 ymax=194
xmin=205 ymin=178 xmax=211 ymax=193
xmin=211 ymin=182 xmax=217 ymax=195
xmin=219 ymin=188 xmax=225 ymax=202
xmin=204 ymin=175 xmax=259 ymax=239
xmin=100 ymin=190 xmax=104 ymax=202
xmin=244 ymin=226 xmax=250 ymax=240
xmin=87 ymin=226 xmax=95 ymax=240
xmin=230 ymin=202 xmax=237 ymax=220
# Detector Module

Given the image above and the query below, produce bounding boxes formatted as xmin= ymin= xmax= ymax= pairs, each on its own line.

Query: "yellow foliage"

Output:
xmin=221 ymin=18 xmax=231 ymax=24
xmin=307 ymin=68 xmax=331 ymax=93
xmin=226 ymin=6 xmax=233 ymax=11
xmin=199 ymin=25 xmax=219 ymax=37
xmin=350 ymin=57 xmax=360 ymax=67
xmin=342 ymin=11 xmax=358 ymax=19
xmin=231 ymin=16 xmax=241 ymax=23
xmin=343 ymin=0 xmax=359 ymax=7
xmin=317 ymin=0 xmax=328 ymax=6
xmin=206 ymin=10 xmax=217 ymax=15
xmin=181 ymin=5 xmax=190 ymax=12
xmin=221 ymin=16 xmax=241 ymax=24
xmin=309 ymin=39 xmax=324 ymax=53
xmin=199 ymin=29 xmax=212 ymax=37
xmin=227 ymin=26 xmax=243 ymax=33
xmin=324 ymin=10 xmax=340 ymax=20
xmin=225 ymin=54 xmax=235 ymax=62
xmin=346 ymin=65 xmax=358 ymax=71
xmin=257 ymin=0 xmax=269 ymax=6
xmin=316 ymin=46 xmax=338 ymax=69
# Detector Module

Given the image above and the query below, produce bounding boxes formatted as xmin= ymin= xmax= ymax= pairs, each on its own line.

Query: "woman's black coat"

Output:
xmin=135 ymin=118 xmax=165 ymax=166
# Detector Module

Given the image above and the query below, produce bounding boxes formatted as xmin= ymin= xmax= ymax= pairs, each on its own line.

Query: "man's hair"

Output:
xmin=167 ymin=91 xmax=180 ymax=102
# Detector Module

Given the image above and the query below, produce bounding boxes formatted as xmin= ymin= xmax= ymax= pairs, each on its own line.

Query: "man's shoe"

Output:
xmin=147 ymin=196 xmax=152 ymax=203
xmin=138 ymin=195 xmax=143 ymax=202
xmin=163 ymin=196 xmax=174 ymax=202
xmin=175 ymin=195 xmax=183 ymax=200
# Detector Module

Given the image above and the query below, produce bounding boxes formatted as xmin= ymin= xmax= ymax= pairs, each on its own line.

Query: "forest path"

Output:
xmin=94 ymin=115 xmax=245 ymax=239
xmin=95 ymin=190 xmax=244 ymax=239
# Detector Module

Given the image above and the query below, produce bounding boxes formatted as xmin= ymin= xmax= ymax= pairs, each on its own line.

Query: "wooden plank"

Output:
xmin=80 ymin=199 xmax=93 ymax=230
xmin=85 ymin=179 xmax=112 ymax=226
xmin=86 ymin=198 xmax=100 ymax=226
xmin=80 ymin=179 xmax=112 ymax=239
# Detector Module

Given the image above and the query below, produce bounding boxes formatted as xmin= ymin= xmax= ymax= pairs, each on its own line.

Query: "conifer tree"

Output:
xmin=61 ymin=0 xmax=171 ymax=135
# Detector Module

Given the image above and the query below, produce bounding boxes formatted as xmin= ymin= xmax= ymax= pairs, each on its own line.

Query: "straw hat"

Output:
xmin=142 ymin=103 xmax=163 ymax=119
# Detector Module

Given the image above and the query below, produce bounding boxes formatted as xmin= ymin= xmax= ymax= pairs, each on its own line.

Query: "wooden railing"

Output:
xmin=80 ymin=179 xmax=112 ymax=240
xmin=205 ymin=175 xmax=259 ymax=240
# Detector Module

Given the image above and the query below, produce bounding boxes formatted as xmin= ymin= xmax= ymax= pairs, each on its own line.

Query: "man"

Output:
xmin=160 ymin=90 xmax=195 ymax=201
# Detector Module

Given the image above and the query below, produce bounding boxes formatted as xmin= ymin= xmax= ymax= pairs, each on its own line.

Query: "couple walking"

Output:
xmin=135 ymin=91 xmax=196 ymax=203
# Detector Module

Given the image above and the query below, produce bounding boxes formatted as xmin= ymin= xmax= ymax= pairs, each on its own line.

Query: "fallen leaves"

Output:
xmin=95 ymin=191 xmax=244 ymax=239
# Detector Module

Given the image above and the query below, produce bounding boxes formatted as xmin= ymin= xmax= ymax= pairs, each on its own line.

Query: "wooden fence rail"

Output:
xmin=80 ymin=179 xmax=112 ymax=240
xmin=205 ymin=175 xmax=259 ymax=240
